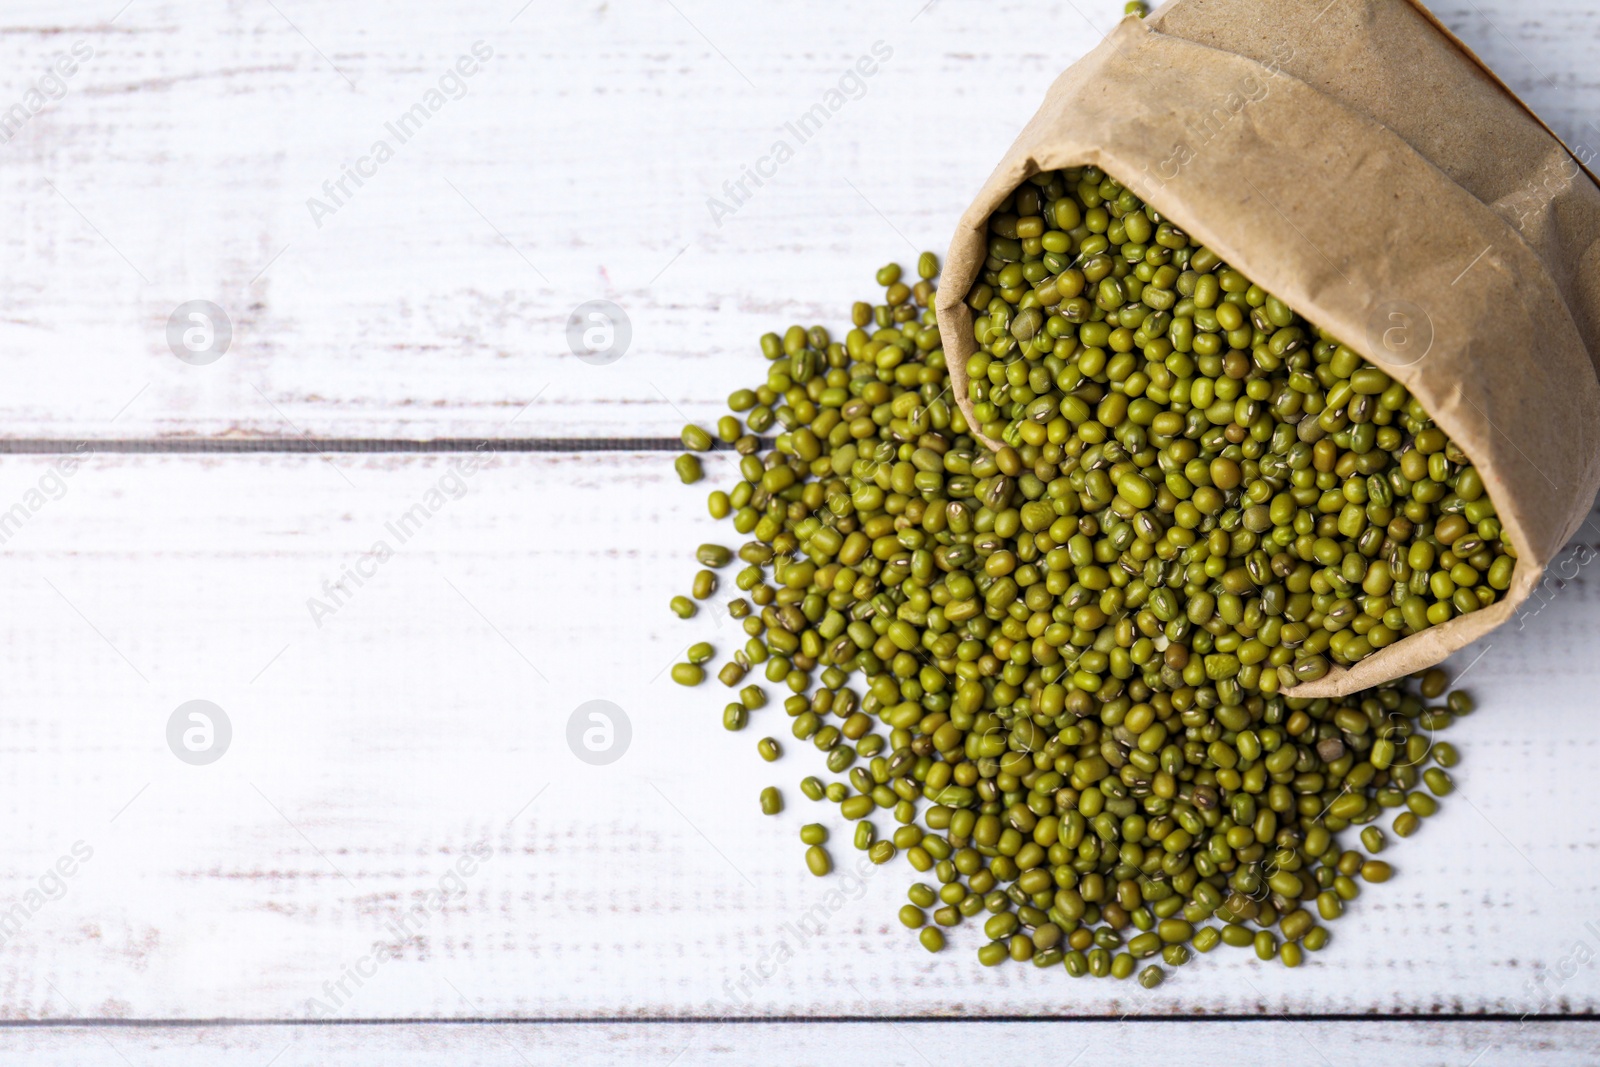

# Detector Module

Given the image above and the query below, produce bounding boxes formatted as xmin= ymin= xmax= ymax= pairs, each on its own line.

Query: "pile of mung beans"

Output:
xmin=667 ymin=169 xmax=1489 ymax=985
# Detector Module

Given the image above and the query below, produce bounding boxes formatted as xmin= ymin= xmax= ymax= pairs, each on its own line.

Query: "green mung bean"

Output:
xmin=757 ymin=737 xmax=781 ymax=762
xmin=690 ymin=570 xmax=717 ymax=600
xmin=1420 ymin=708 xmax=1454 ymax=731
xmin=687 ymin=642 xmax=714 ymax=664
xmin=674 ymin=454 xmax=703 ymax=484
xmin=1254 ymin=931 xmax=1277 ymax=961
xmin=670 ymin=663 xmax=703 ymax=686
xmin=1406 ymin=792 xmax=1439 ymax=818
xmin=800 ymin=776 xmax=825 ymax=801
xmin=839 ymin=794 xmax=874 ymax=821
xmin=1221 ymin=924 xmax=1252 ymax=948
xmin=669 ymin=595 xmax=697 ymax=619
xmin=760 ymin=786 xmax=783 ymax=815
xmin=805 ymin=844 xmax=832 ymax=876
xmin=800 ymin=823 xmax=828 ymax=845
xmin=697 ymin=543 xmax=733 ymax=567
xmin=978 ymin=941 xmax=1008 ymax=967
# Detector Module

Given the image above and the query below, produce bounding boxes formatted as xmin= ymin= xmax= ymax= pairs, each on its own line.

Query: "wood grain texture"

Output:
xmin=3 ymin=1019 xmax=1600 ymax=1067
xmin=4 ymin=0 xmax=1600 ymax=1051
xmin=0 ymin=0 xmax=1592 ymax=439
xmin=0 ymin=450 xmax=1595 ymax=1022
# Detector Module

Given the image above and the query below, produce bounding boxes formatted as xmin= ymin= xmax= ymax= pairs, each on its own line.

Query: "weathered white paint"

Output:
xmin=2 ymin=1018 xmax=1598 ymax=1066
xmin=0 ymin=0 xmax=1592 ymax=439
xmin=1 ymin=0 xmax=1598 ymax=1057
xmin=0 ymin=451 xmax=1594 ymax=1023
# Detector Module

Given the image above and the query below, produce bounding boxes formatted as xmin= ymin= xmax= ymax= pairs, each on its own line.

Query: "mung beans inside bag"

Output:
xmin=936 ymin=0 xmax=1600 ymax=696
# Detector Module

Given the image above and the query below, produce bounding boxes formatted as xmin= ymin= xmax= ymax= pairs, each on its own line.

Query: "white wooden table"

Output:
xmin=2 ymin=0 xmax=1598 ymax=1062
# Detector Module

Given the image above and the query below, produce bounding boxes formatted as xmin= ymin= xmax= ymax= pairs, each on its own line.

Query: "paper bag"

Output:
xmin=934 ymin=0 xmax=1600 ymax=696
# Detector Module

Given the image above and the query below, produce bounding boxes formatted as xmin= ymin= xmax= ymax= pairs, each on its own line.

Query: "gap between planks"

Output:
xmin=1 ymin=1013 xmax=1598 ymax=1027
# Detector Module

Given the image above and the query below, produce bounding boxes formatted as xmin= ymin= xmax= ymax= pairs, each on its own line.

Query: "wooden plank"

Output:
xmin=0 ymin=450 xmax=1597 ymax=1019
xmin=2 ymin=1019 xmax=1600 ymax=1067
xmin=1429 ymin=0 xmax=1600 ymax=149
xmin=0 ymin=0 xmax=1592 ymax=438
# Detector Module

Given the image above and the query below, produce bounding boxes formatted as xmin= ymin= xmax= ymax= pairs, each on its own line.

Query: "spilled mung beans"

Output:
xmin=671 ymin=250 xmax=1475 ymax=985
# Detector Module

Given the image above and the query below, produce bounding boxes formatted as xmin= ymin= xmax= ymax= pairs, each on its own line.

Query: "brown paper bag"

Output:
xmin=934 ymin=0 xmax=1600 ymax=696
